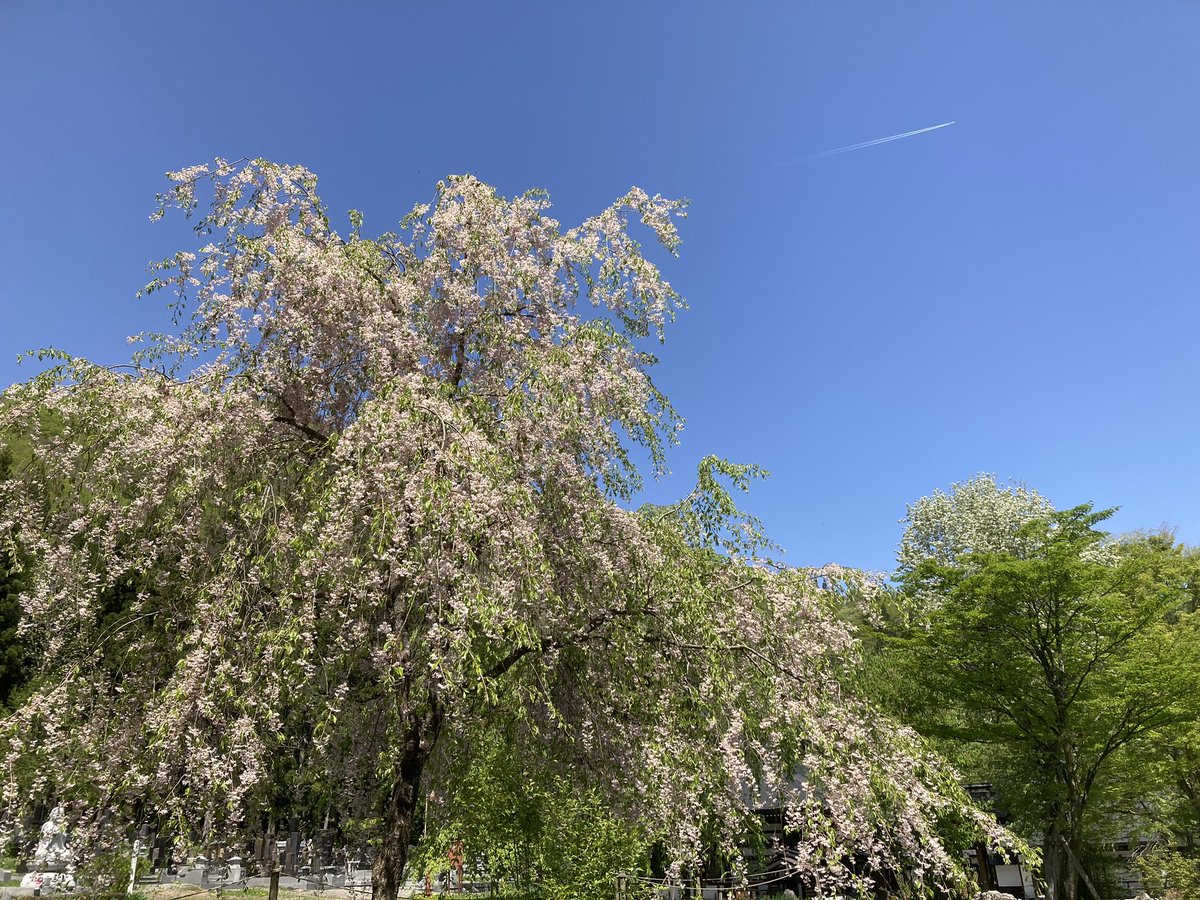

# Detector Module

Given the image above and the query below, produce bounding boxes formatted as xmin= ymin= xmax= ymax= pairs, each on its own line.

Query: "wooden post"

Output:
xmin=974 ymin=840 xmax=994 ymax=890
xmin=127 ymin=839 xmax=141 ymax=895
xmin=268 ymin=836 xmax=281 ymax=900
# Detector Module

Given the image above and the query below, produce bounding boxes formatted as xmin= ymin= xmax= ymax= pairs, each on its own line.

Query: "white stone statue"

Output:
xmin=32 ymin=806 xmax=73 ymax=868
xmin=20 ymin=806 xmax=76 ymax=893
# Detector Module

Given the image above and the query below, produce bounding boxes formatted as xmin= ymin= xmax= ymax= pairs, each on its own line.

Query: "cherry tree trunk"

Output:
xmin=372 ymin=714 xmax=438 ymax=900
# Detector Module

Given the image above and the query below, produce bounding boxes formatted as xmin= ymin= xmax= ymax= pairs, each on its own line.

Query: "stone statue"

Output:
xmin=20 ymin=806 xmax=76 ymax=893
xmin=32 ymin=806 xmax=73 ymax=868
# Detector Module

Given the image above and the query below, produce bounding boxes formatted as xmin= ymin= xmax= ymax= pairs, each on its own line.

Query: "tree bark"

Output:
xmin=372 ymin=707 xmax=442 ymax=900
xmin=1062 ymin=832 xmax=1101 ymax=900
xmin=1043 ymin=823 xmax=1061 ymax=900
xmin=1064 ymin=827 xmax=1082 ymax=900
xmin=1063 ymin=852 xmax=1079 ymax=900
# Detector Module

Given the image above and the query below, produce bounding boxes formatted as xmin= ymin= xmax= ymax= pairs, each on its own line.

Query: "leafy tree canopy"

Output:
xmin=886 ymin=494 xmax=1200 ymax=900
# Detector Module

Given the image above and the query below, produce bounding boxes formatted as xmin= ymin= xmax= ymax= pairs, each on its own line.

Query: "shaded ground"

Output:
xmin=145 ymin=886 xmax=372 ymax=900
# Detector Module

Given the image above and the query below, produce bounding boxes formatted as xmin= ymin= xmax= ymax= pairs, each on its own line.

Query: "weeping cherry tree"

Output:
xmin=0 ymin=160 xmax=1012 ymax=899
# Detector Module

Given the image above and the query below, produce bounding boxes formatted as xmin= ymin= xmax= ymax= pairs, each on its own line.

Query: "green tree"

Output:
xmin=412 ymin=725 xmax=651 ymax=900
xmin=892 ymin=506 xmax=1200 ymax=900
xmin=1133 ymin=845 xmax=1200 ymax=900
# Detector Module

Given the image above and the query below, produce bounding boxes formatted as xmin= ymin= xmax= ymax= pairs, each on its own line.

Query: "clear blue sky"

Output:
xmin=3 ymin=2 xmax=1198 ymax=572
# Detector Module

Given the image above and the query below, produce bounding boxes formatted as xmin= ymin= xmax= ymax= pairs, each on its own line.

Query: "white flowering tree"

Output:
xmin=0 ymin=160 xmax=1010 ymax=899
xmin=895 ymin=474 xmax=1053 ymax=618
xmin=897 ymin=474 xmax=1053 ymax=574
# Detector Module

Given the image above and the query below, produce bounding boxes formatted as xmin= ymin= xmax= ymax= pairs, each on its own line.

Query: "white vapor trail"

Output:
xmin=784 ymin=121 xmax=956 ymax=164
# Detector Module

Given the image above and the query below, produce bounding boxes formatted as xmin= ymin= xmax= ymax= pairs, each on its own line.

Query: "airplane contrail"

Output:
xmin=782 ymin=121 xmax=956 ymax=165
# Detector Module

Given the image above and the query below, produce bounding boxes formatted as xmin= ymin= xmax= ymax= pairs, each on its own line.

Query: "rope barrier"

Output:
xmin=625 ymin=866 xmax=799 ymax=890
xmin=134 ymin=864 xmax=800 ymax=899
